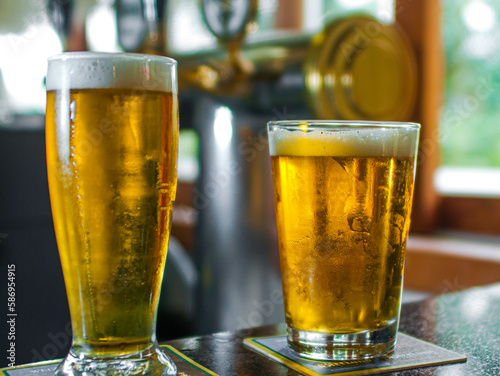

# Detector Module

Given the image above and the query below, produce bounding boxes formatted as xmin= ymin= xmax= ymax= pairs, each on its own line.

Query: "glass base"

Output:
xmin=287 ymin=320 xmax=397 ymax=361
xmin=55 ymin=344 xmax=177 ymax=376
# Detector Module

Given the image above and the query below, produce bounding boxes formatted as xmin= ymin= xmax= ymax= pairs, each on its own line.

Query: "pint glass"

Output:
xmin=268 ymin=121 xmax=420 ymax=360
xmin=46 ymin=53 xmax=178 ymax=375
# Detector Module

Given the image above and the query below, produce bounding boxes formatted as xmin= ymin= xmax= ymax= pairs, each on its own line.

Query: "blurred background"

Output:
xmin=2 ymin=0 xmax=500 ymax=367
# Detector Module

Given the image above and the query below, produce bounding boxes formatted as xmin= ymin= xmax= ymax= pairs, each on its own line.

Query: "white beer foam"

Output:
xmin=46 ymin=52 xmax=177 ymax=93
xmin=269 ymin=125 xmax=419 ymax=157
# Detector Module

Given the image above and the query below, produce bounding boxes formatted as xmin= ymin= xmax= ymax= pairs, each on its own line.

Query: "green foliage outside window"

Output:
xmin=441 ymin=0 xmax=500 ymax=167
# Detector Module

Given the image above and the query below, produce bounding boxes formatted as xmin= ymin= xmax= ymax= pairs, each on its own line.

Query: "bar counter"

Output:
xmin=166 ymin=283 xmax=500 ymax=375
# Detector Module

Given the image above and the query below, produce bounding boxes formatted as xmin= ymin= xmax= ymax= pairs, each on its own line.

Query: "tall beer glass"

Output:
xmin=268 ymin=121 xmax=419 ymax=360
xmin=46 ymin=52 xmax=178 ymax=375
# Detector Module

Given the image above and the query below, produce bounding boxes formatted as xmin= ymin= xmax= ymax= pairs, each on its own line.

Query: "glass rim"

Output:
xmin=48 ymin=51 xmax=177 ymax=67
xmin=268 ymin=120 xmax=420 ymax=130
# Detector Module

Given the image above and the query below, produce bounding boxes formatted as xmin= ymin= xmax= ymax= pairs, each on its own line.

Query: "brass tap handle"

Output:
xmin=201 ymin=0 xmax=258 ymax=44
xmin=198 ymin=0 xmax=258 ymax=89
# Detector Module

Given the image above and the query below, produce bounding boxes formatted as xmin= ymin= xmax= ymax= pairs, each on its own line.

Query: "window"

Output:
xmin=0 ymin=0 xmax=62 ymax=127
xmin=437 ymin=0 xmax=500 ymax=197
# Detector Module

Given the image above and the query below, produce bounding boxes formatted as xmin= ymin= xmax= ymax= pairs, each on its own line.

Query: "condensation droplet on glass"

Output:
xmin=70 ymin=100 xmax=76 ymax=122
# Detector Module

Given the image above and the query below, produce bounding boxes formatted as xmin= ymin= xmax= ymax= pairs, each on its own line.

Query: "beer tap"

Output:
xmin=181 ymin=0 xmax=258 ymax=94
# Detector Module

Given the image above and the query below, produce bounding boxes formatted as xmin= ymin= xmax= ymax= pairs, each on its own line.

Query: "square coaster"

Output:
xmin=0 ymin=345 xmax=218 ymax=376
xmin=244 ymin=332 xmax=466 ymax=376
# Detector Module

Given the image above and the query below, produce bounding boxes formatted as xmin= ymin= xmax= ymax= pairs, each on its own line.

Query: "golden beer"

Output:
xmin=46 ymin=53 xmax=178 ymax=375
xmin=268 ymin=121 xmax=419 ymax=360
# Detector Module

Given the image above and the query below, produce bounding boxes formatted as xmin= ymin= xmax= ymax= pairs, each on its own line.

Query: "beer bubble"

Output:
xmin=70 ymin=100 xmax=76 ymax=121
